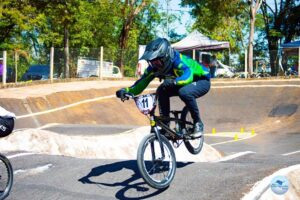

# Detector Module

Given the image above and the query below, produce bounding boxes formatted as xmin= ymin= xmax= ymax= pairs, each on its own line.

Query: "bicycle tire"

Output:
xmin=181 ymin=106 xmax=204 ymax=155
xmin=0 ymin=154 xmax=13 ymax=200
xmin=137 ymin=133 xmax=176 ymax=189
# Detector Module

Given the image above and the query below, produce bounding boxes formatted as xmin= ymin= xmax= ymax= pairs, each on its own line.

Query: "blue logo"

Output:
xmin=270 ymin=175 xmax=289 ymax=195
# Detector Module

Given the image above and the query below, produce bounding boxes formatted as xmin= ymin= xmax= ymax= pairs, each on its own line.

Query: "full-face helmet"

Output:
xmin=140 ymin=38 xmax=174 ymax=76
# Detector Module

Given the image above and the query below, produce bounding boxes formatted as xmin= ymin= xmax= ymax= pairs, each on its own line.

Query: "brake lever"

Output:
xmin=121 ymin=93 xmax=133 ymax=102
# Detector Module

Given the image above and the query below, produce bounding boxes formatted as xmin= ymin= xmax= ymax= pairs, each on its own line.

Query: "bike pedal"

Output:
xmin=191 ymin=135 xmax=203 ymax=139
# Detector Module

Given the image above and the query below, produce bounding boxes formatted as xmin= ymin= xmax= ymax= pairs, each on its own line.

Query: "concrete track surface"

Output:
xmin=0 ymin=79 xmax=299 ymax=200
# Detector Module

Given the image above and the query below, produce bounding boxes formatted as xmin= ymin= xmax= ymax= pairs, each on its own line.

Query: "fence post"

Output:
xmin=50 ymin=47 xmax=54 ymax=83
xmin=244 ymin=48 xmax=248 ymax=78
xmin=99 ymin=46 xmax=103 ymax=80
xmin=2 ymin=51 xmax=7 ymax=85
xmin=298 ymin=47 xmax=300 ymax=78
xmin=14 ymin=51 xmax=18 ymax=83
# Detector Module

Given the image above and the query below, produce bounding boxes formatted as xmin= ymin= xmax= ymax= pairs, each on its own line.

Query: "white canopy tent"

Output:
xmin=171 ymin=31 xmax=230 ymax=52
xmin=171 ymin=31 xmax=230 ymax=65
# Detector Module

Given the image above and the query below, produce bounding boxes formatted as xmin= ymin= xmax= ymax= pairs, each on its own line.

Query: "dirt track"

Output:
xmin=1 ymin=78 xmax=299 ymax=200
xmin=1 ymin=79 xmax=299 ymax=135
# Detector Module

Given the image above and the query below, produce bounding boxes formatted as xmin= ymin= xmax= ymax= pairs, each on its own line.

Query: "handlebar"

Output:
xmin=121 ymin=93 xmax=134 ymax=102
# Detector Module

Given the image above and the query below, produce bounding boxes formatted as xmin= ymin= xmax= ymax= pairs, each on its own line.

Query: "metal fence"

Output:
xmin=0 ymin=47 xmax=139 ymax=85
xmin=0 ymin=48 xmax=299 ymax=85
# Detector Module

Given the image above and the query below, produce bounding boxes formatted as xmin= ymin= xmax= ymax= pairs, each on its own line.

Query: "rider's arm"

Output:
xmin=125 ymin=66 xmax=155 ymax=95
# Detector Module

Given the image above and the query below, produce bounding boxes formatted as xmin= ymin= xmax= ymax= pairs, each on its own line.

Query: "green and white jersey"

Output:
xmin=126 ymin=51 xmax=210 ymax=95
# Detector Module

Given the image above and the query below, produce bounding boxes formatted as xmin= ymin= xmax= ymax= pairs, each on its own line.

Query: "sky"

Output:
xmin=157 ymin=0 xmax=277 ymax=38
xmin=158 ymin=0 xmax=195 ymax=37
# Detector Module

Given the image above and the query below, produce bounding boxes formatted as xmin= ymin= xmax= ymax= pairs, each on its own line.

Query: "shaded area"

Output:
xmin=44 ymin=124 xmax=140 ymax=136
xmin=78 ymin=160 xmax=192 ymax=200
xmin=269 ymin=104 xmax=298 ymax=117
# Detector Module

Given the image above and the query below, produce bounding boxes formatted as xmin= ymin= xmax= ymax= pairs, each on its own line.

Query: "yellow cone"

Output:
xmin=234 ymin=134 xmax=239 ymax=141
xmin=212 ymin=128 xmax=216 ymax=134
xmin=240 ymin=127 xmax=244 ymax=134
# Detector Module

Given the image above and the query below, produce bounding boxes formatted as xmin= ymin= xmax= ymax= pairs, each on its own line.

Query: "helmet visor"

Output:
xmin=149 ymin=58 xmax=164 ymax=71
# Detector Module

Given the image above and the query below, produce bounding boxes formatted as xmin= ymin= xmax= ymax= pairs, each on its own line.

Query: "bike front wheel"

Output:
xmin=137 ymin=133 xmax=176 ymax=189
xmin=181 ymin=106 xmax=204 ymax=155
xmin=0 ymin=154 xmax=13 ymax=200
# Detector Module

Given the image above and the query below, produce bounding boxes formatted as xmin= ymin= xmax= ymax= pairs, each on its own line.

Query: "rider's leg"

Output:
xmin=178 ymin=78 xmax=210 ymax=137
xmin=156 ymin=84 xmax=179 ymax=134
xmin=156 ymin=84 xmax=179 ymax=118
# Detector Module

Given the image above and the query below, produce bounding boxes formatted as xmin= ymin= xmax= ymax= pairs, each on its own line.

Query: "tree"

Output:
xmin=0 ymin=0 xmax=167 ymax=78
xmin=0 ymin=0 xmax=43 ymax=50
xmin=118 ymin=0 xmax=150 ymax=74
xmin=181 ymin=0 xmax=249 ymax=60
xmin=248 ymin=0 xmax=263 ymax=74
xmin=39 ymin=0 xmax=83 ymax=78
xmin=261 ymin=0 xmax=300 ymax=75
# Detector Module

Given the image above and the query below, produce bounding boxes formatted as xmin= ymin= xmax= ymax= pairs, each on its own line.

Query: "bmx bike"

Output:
xmin=0 ymin=153 xmax=13 ymax=199
xmin=120 ymin=93 xmax=204 ymax=189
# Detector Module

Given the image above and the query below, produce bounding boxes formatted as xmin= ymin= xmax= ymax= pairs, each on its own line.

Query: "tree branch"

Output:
xmin=262 ymin=0 xmax=275 ymax=15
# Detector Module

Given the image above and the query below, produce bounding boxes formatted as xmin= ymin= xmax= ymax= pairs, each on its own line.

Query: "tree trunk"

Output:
xmin=268 ymin=38 xmax=279 ymax=75
xmin=248 ymin=16 xmax=255 ymax=74
xmin=14 ymin=51 xmax=18 ymax=83
xmin=64 ymin=25 xmax=70 ymax=78
xmin=118 ymin=0 xmax=147 ymax=76
xmin=119 ymin=24 xmax=130 ymax=75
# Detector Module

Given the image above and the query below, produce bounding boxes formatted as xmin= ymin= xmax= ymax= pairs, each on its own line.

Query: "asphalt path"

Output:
xmin=4 ymin=124 xmax=300 ymax=200
xmin=2 ymin=79 xmax=300 ymax=199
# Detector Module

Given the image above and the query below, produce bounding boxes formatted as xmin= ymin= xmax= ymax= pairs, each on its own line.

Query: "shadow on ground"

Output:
xmin=78 ymin=160 xmax=192 ymax=200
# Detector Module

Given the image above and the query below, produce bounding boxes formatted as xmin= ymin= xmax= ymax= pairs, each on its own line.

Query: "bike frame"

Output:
xmin=148 ymin=107 xmax=193 ymax=159
xmin=126 ymin=92 xmax=194 ymax=160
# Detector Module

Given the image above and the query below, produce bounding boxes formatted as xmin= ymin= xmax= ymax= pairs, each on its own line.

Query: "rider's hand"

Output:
xmin=116 ymin=88 xmax=126 ymax=99
xmin=162 ymin=79 xmax=176 ymax=88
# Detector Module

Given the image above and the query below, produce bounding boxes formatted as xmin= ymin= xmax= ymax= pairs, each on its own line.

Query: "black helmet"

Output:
xmin=140 ymin=38 xmax=174 ymax=75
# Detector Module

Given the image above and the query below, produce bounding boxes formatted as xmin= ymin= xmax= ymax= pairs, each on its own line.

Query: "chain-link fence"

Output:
xmin=0 ymin=47 xmax=139 ymax=85
xmin=229 ymin=49 xmax=299 ymax=78
xmin=1 ymin=47 xmax=299 ymax=85
xmin=250 ymin=49 xmax=299 ymax=77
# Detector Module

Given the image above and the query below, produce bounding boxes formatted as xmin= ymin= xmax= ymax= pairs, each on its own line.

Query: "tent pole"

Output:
xmin=245 ymin=48 xmax=248 ymax=78
xmin=229 ymin=47 xmax=231 ymax=66
xmin=193 ymin=49 xmax=196 ymax=60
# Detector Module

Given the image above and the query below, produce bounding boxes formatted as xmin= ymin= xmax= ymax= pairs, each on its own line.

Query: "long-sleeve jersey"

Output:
xmin=125 ymin=51 xmax=210 ymax=95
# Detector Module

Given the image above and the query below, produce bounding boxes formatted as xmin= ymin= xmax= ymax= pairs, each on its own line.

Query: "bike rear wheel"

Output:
xmin=137 ymin=133 xmax=176 ymax=189
xmin=0 ymin=154 xmax=13 ymax=200
xmin=181 ymin=106 xmax=204 ymax=155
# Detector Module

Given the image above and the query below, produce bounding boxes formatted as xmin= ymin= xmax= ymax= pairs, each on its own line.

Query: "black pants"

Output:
xmin=157 ymin=78 xmax=210 ymax=123
xmin=0 ymin=117 xmax=14 ymax=137
xmin=210 ymin=66 xmax=216 ymax=78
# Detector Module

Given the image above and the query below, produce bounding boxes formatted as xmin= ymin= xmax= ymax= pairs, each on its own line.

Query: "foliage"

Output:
xmin=0 ymin=0 xmax=169 ymax=78
xmin=261 ymin=0 xmax=300 ymax=74
xmin=181 ymin=0 xmax=300 ymax=74
xmin=1 ymin=0 xmax=298 ymax=78
xmin=181 ymin=0 xmax=248 ymax=54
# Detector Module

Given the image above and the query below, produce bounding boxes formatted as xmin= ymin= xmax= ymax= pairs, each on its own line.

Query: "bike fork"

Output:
xmin=150 ymin=116 xmax=165 ymax=159
xmin=153 ymin=126 xmax=166 ymax=159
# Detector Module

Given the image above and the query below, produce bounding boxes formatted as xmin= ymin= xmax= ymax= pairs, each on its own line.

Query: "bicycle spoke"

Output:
xmin=137 ymin=133 xmax=176 ymax=189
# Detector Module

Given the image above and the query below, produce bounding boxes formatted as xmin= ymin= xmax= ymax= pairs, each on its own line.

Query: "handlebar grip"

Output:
xmin=121 ymin=93 xmax=134 ymax=102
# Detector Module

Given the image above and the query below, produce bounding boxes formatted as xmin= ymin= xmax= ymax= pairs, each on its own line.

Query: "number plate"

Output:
xmin=134 ymin=94 xmax=156 ymax=115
